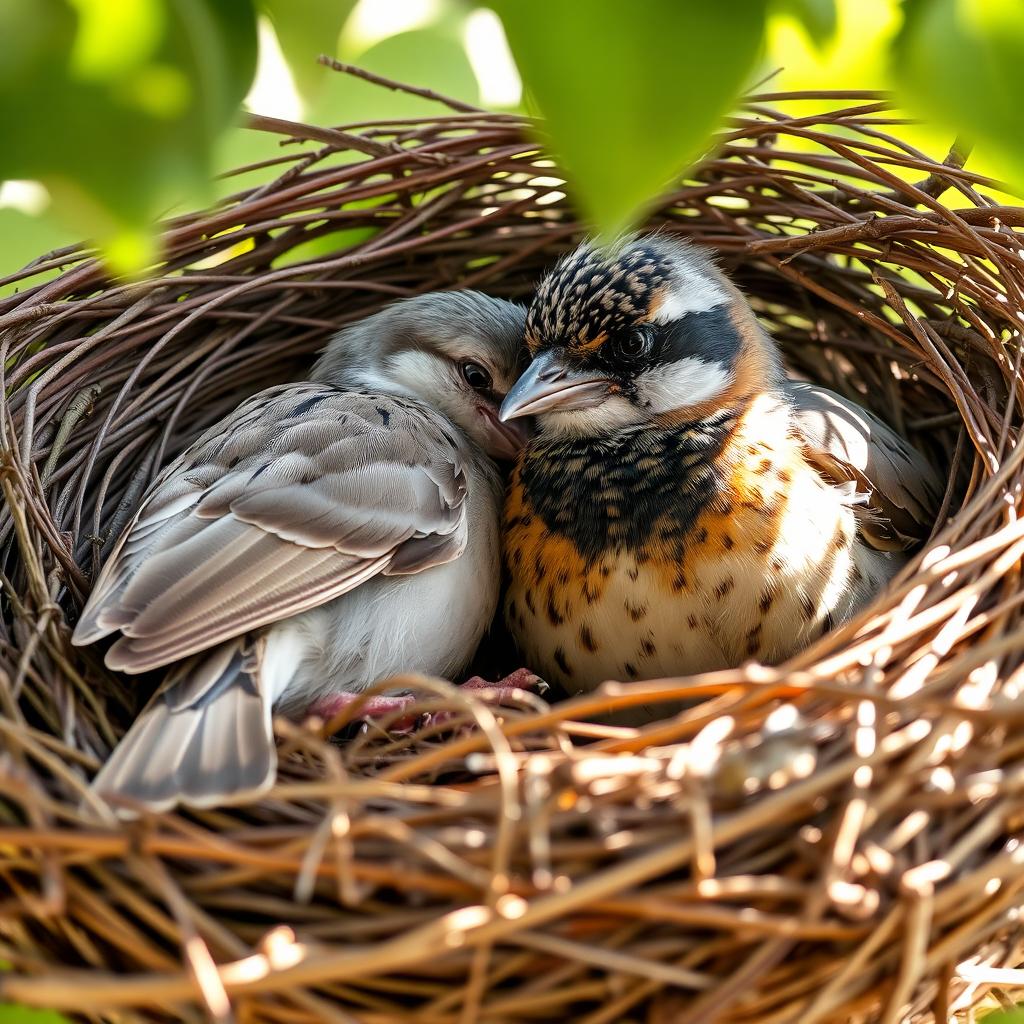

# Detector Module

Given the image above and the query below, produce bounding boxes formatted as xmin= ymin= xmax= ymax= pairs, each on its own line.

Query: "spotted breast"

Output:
xmin=505 ymin=390 xmax=893 ymax=694
xmin=499 ymin=234 xmax=940 ymax=710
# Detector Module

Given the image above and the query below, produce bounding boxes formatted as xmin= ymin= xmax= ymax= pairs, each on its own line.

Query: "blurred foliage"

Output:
xmin=0 ymin=0 xmax=257 ymax=273
xmin=774 ymin=0 xmax=838 ymax=47
xmin=892 ymin=0 xmax=1024 ymax=186
xmin=493 ymin=0 xmax=768 ymax=239
xmin=259 ymin=0 xmax=357 ymax=99
xmin=2 ymin=0 xmax=1024 ymax=285
xmin=982 ymin=1009 xmax=1024 ymax=1024
xmin=307 ymin=16 xmax=480 ymax=126
xmin=0 ymin=1006 xmax=70 ymax=1024
xmin=0 ymin=961 xmax=68 ymax=1024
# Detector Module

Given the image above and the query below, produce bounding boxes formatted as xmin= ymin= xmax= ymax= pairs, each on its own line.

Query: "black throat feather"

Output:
xmin=517 ymin=408 xmax=740 ymax=563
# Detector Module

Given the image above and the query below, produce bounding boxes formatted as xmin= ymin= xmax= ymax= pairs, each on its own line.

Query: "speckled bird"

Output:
xmin=73 ymin=291 xmax=532 ymax=812
xmin=499 ymin=234 xmax=941 ymax=709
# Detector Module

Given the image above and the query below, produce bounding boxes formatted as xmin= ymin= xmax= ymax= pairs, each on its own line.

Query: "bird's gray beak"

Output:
xmin=478 ymin=405 xmax=531 ymax=461
xmin=499 ymin=349 xmax=611 ymax=421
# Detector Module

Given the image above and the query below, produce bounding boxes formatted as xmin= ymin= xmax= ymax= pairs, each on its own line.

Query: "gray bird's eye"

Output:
xmin=460 ymin=360 xmax=492 ymax=392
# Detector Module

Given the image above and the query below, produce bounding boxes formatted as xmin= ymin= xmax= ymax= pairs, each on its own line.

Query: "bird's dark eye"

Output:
xmin=460 ymin=361 xmax=492 ymax=392
xmin=614 ymin=327 xmax=653 ymax=361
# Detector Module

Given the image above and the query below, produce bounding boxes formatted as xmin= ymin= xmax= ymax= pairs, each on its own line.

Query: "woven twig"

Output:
xmin=1 ymin=73 xmax=1023 ymax=1023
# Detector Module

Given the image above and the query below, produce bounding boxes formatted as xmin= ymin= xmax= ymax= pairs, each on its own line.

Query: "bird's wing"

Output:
xmin=787 ymin=381 xmax=943 ymax=550
xmin=73 ymin=384 xmax=470 ymax=672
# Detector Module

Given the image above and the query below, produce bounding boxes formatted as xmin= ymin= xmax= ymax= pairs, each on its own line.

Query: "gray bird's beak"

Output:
xmin=479 ymin=406 xmax=531 ymax=461
xmin=499 ymin=349 xmax=611 ymax=421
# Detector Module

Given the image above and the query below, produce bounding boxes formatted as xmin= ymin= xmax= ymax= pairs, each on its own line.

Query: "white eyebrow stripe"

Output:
xmin=635 ymin=357 xmax=730 ymax=413
xmin=650 ymin=277 xmax=728 ymax=324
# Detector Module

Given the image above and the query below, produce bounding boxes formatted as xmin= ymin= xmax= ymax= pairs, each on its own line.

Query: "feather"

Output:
xmin=73 ymin=386 xmax=470 ymax=671
xmin=90 ymin=638 xmax=277 ymax=814
xmin=787 ymin=381 xmax=943 ymax=550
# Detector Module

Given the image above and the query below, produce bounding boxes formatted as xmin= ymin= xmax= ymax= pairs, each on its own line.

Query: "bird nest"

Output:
xmin=2 ymin=71 xmax=1024 ymax=1023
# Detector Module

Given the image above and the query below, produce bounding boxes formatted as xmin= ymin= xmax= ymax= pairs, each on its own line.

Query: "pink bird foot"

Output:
xmin=309 ymin=669 xmax=546 ymax=735
xmin=457 ymin=667 xmax=547 ymax=704
xmin=418 ymin=669 xmax=547 ymax=730
xmin=308 ymin=692 xmax=420 ymax=733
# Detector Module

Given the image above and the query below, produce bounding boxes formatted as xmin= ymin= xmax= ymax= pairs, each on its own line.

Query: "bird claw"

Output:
xmin=418 ymin=669 xmax=548 ymax=731
xmin=458 ymin=667 xmax=548 ymax=699
xmin=313 ymin=693 xmax=419 ymax=734
xmin=313 ymin=669 xmax=547 ymax=736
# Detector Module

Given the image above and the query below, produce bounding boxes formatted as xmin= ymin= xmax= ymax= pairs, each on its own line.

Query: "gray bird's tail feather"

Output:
xmin=91 ymin=638 xmax=279 ymax=816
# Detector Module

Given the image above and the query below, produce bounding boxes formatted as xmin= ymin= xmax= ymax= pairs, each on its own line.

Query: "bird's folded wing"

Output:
xmin=73 ymin=384 xmax=469 ymax=672
xmin=788 ymin=381 xmax=943 ymax=550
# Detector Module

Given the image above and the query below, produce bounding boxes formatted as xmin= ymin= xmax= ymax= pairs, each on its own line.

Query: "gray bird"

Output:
xmin=73 ymin=291 xmax=530 ymax=812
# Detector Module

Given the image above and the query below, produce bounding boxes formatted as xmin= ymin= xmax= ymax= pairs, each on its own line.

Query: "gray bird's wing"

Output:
xmin=787 ymin=381 xmax=943 ymax=550
xmin=73 ymin=384 xmax=470 ymax=672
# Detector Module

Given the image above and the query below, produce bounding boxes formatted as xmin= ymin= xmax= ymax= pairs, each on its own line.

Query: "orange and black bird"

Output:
xmin=499 ymin=234 xmax=941 ymax=706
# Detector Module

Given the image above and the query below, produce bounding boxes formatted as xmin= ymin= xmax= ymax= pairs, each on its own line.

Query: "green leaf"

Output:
xmin=258 ymin=0 xmax=358 ymax=101
xmin=892 ymin=0 xmax=1024 ymax=191
xmin=311 ymin=24 xmax=480 ymax=124
xmin=270 ymin=226 xmax=378 ymax=268
xmin=981 ymin=1010 xmax=1024 ymax=1024
xmin=0 ymin=961 xmax=71 ymax=1020
xmin=0 ymin=1005 xmax=71 ymax=1024
xmin=774 ymin=0 xmax=838 ymax=49
xmin=490 ymin=0 xmax=769 ymax=239
xmin=0 ymin=0 xmax=258 ymax=274
xmin=0 ymin=207 xmax=75 ymax=296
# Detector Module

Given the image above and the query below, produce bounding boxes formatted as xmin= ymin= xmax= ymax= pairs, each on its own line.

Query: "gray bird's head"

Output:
xmin=500 ymin=234 xmax=784 ymax=436
xmin=313 ymin=291 xmax=531 ymax=459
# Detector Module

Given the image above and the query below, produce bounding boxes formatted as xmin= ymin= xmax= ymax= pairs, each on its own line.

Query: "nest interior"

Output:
xmin=2 ymin=74 xmax=1024 ymax=1024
